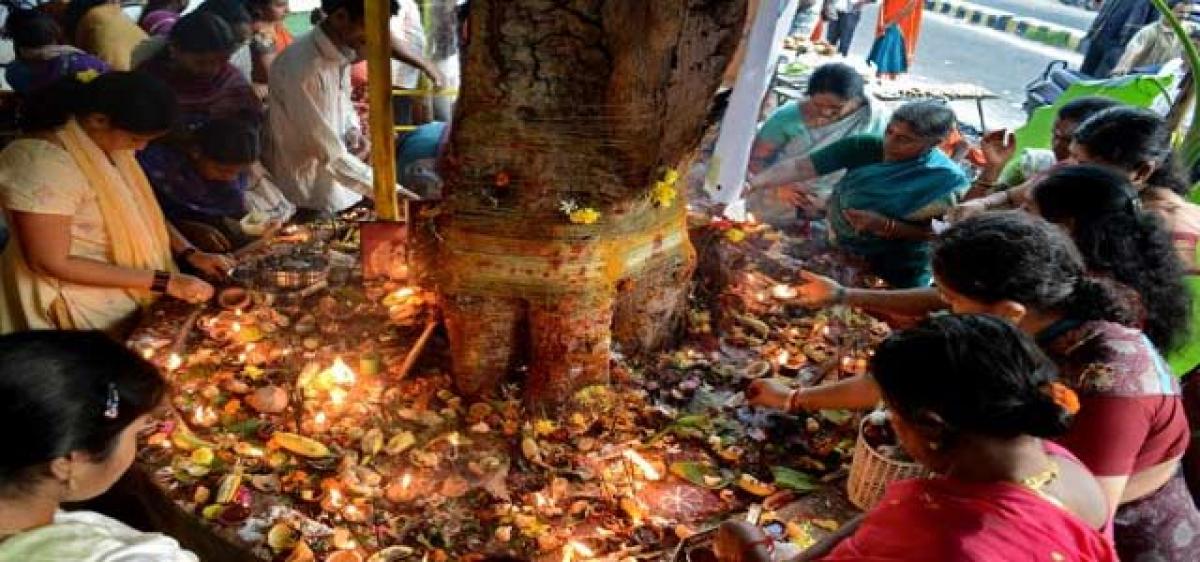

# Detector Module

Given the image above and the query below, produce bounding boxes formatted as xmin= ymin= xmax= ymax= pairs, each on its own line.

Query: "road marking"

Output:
xmin=925 ymin=10 xmax=1084 ymax=65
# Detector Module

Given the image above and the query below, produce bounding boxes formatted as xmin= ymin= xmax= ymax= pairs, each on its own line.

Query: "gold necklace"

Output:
xmin=1020 ymin=460 xmax=1060 ymax=492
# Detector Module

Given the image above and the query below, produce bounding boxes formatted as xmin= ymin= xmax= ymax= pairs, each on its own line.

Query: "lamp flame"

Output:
xmin=166 ymin=353 xmax=183 ymax=372
xmin=775 ymin=349 xmax=790 ymax=366
xmin=329 ymin=357 xmax=356 ymax=385
xmin=771 ymin=284 xmax=798 ymax=300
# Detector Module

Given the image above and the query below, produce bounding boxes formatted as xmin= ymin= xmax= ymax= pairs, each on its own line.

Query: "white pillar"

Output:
xmin=705 ymin=0 xmax=800 ymax=219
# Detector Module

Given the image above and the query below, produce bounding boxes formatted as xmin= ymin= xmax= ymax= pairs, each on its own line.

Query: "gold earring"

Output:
xmin=927 ymin=441 xmax=940 ymax=451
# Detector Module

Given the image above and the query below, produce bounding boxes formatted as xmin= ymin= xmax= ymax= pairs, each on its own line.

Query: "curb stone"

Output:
xmin=924 ymin=0 xmax=1087 ymax=53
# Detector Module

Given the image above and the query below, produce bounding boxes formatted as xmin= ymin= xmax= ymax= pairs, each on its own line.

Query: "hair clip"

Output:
xmin=103 ymin=382 xmax=120 ymax=419
xmin=75 ymin=69 xmax=101 ymax=84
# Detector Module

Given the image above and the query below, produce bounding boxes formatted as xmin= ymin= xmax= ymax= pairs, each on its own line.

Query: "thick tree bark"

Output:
xmin=432 ymin=0 xmax=747 ymax=407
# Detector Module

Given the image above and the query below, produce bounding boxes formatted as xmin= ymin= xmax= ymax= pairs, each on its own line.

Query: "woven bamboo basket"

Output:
xmin=846 ymin=416 xmax=930 ymax=510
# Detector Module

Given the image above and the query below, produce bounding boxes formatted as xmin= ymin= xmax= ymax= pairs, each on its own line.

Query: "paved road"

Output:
xmin=968 ymin=0 xmax=1097 ymax=32
xmin=838 ymin=4 xmax=1083 ymax=129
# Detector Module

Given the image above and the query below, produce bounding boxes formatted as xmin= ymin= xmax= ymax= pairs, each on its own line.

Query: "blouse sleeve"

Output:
xmin=1057 ymin=394 xmax=1151 ymax=477
xmin=756 ymin=102 xmax=802 ymax=147
xmin=0 ymin=141 xmax=88 ymax=216
xmin=809 ymin=135 xmax=885 ymax=176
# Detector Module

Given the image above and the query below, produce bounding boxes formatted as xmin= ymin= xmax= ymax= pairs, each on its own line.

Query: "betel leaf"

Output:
xmin=225 ymin=418 xmax=264 ymax=438
xmin=669 ymin=461 xmax=733 ymax=489
xmin=770 ymin=466 xmax=819 ymax=493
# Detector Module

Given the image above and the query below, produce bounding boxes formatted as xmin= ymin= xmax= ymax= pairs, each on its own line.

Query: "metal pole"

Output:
xmin=366 ymin=0 xmax=400 ymax=221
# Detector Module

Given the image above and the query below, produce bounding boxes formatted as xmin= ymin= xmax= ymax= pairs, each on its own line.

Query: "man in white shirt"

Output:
xmin=824 ymin=0 xmax=875 ymax=57
xmin=264 ymin=0 xmax=398 ymax=215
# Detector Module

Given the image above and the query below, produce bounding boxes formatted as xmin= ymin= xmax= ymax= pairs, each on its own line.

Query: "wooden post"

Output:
xmin=366 ymin=0 xmax=399 ymax=220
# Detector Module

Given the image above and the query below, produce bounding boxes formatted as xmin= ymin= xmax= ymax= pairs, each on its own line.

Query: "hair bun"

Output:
xmin=1019 ymin=394 xmax=1073 ymax=438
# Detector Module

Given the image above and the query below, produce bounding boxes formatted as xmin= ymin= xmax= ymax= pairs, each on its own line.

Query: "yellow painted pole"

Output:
xmin=366 ymin=0 xmax=399 ymax=221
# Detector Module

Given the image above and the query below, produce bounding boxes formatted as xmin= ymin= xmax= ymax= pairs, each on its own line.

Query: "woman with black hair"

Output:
xmin=1032 ymin=165 xmax=1192 ymax=359
xmin=0 ymin=331 xmax=195 ymax=561
xmin=723 ymin=315 xmax=1116 ymax=561
xmin=138 ymin=117 xmax=287 ymax=252
xmin=65 ymin=0 xmax=147 ymax=70
xmin=2 ymin=5 xmax=109 ymax=96
xmin=1069 ymin=107 xmax=1200 ymax=274
xmin=137 ymin=11 xmax=261 ymax=130
xmin=0 ymin=72 xmax=227 ymax=334
xmin=955 ymin=96 xmax=1120 ymax=208
xmin=747 ymin=63 xmax=888 ymax=226
xmin=751 ymin=212 xmax=1200 ymax=560
xmin=745 ymin=100 xmax=970 ymax=288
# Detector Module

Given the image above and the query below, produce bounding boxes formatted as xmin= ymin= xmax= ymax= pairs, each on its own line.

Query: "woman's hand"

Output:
xmin=186 ymin=252 xmax=236 ymax=279
xmin=979 ymin=129 xmax=1016 ymax=170
xmin=714 ymin=521 xmax=774 ymax=562
xmin=772 ymin=184 xmax=825 ymax=214
xmin=794 ymin=270 xmax=842 ymax=307
xmin=945 ymin=198 xmax=989 ymax=224
xmin=746 ymin=379 xmax=796 ymax=412
xmin=842 ymin=208 xmax=890 ymax=236
xmin=166 ymin=274 xmax=214 ymax=304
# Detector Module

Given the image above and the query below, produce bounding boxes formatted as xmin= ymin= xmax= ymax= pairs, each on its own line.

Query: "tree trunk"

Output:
xmin=432 ymin=0 xmax=747 ymax=407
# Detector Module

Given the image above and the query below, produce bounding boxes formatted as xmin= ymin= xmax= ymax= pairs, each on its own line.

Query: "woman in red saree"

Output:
xmin=719 ymin=315 xmax=1117 ymax=562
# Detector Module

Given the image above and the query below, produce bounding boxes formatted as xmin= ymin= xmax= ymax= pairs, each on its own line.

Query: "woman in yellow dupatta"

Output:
xmin=0 ymin=71 xmax=231 ymax=335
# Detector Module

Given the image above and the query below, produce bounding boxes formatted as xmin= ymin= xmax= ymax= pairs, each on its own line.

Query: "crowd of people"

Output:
xmin=0 ymin=0 xmax=448 ymax=334
xmin=0 ymin=0 xmax=1199 ymax=561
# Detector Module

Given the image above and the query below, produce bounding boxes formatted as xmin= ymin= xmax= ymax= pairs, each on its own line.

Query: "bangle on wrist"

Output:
xmin=786 ymin=388 xmax=804 ymax=414
xmin=150 ymin=270 xmax=171 ymax=294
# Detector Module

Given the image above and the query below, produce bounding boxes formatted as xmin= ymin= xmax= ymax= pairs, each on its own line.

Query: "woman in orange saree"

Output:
xmin=868 ymin=0 xmax=923 ymax=78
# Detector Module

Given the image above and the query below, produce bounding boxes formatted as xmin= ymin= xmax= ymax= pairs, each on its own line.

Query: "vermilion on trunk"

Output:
xmin=431 ymin=0 xmax=747 ymax=407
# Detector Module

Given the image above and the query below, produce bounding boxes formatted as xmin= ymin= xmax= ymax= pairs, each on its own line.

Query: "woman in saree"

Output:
xmin=0 ymin=72 xmax=228 ymax=336
xmin=866 ymin=0 xmax=922 ymax=79
xmin=139 ymin=117 xmax=292 ymax=252
xmin=138 ymin=11 xmax=261 ymax=130
xmin=720 ymin=314 xmax=1117 ymax=562
xmin=745 ymin=100 xmax=969 ymax=288
xmin=747 ymin=63 xmax=888 ymax=226
xmin=751 ymin=212 xmax=1200 ymax=561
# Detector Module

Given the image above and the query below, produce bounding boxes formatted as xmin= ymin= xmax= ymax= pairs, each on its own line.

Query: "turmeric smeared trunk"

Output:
xmin=429 ymin=0 xmax=747 ymax=407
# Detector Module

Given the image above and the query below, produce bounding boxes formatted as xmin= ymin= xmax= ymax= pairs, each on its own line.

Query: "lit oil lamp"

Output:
xmin=191 ymin=405 xmax=218 ymax=428
xmin=328 ymin=357 xmax=356 ymax=386
xmin=166 ymin=353 xmax=183 ymax=373
xmin=328 ymin=387 xmax=348 ymax=408
xmin=321 ymin=487 xmax=345 ymax=513
xmin=312 ymin=411 xmax=329 ymax=432
xmin=771 ymin=284 xmax=798 ymax=301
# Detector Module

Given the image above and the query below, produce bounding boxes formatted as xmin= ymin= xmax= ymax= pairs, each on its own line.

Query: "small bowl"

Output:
xmin=218 ymin=287 xmax=251 ymax=310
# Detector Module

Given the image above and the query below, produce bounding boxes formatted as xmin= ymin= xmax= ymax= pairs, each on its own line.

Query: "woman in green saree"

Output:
xmin=746 ymin=100 xmax=969 ymax=288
